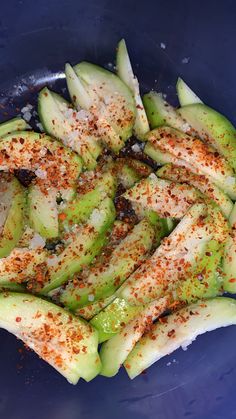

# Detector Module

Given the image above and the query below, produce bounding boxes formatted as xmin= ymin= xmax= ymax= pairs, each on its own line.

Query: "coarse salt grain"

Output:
xmin=22 ymin=111 xmax=32 ymax=122
xmin=149 ymin=173 xmax=157 ymax=181
xmin=88 ymin=294 xmax=95 ymax=302
xmin=29 ymin=233 xmax=46 ymax=249
xmin=131 ymin=143 xmax=141 ymax=153
xmin=182 ymin=57 xmax=190 ymax=64
xmin=21 ymin=104 xmax=33 ymax=113
xmin=160 ymin=42 xmax=166 ymax=49
xmin=35 ymin=168 xmax=47 ymax=179
xmin=46 ymin=254 xmax=59 ymax=267
xmin=36 ymin=122 xmax=44 ymax=132
xmin=225 ymin=176 xmax=236 ymax=186
xmin=182 ymin=122 xmax=191 ymax=132
xmin=90 ymin=208 xmax=104 ymax=225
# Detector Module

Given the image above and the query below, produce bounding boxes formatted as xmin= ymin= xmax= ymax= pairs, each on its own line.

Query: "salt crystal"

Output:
xmin=88 ymin=294 xmax=95 ymax=302
xmin=131 ymin=143 xmax=141 ymax=153
xmin=22 ymin=111 xmax=32 ymax=122
xmin=36 ymin=122 xmax=44 ymax=132
xmin=46 ymin=254 xmax=59 ymax=267
xmin=149 ymin=173 xmax=157 ymax=181
xmin=90 ymin=208 xmax=104 ymax=225
xmin=182 ymin=122 xmax=191 ymax=131
xmin=225 ymin=176 xmax=236 ymax=186
xmin=35 ymin=168 xmax=47 ymax=179
xmin=21 ymin=104 xmax=33 ymax=113
xmin=29 ymin=233 xmax=45 ymax=249
xmin=166 ymin=361 xmax=171 ymax=366
xmin=160 ymin=42 xmax=166 ymax=49
xmin=182 ymin=57 xmax=190 ymax=64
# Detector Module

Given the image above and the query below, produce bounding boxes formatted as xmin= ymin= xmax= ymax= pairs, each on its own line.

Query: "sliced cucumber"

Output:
xmin=0 ymin=131 xmax=82 ymax=193
xmin=41 ymin=198 xmax=116 ymax=294
xmin=0 ymin=283 xmax=25 ymax=292
xmin=229 ymin=204 xmax=236 ymax=227
xmin=223 ymin=233 xmax=236 ymax=293
xmin=100 ymin=296 xmax=168 ymax=377
xmin=123 ymin=173 xmax=199 ymax=218
xmin=176 ymin=239 xmax=223 ymax=303
xmin=143 ymin=91 xmax=190 ymax=131
xmin=118 ymin=203 xmax=212 ymax=305
xmin=223 ymin=202 xmax=236 ymax=293
xmin=67 ymin=63 xmax=127 ymax=152
xmin=0 ymin=248 xmax=47 ymax=287
xmin=0 ymin=117 xmax=30 ymax=137
xmin=144 ymin=141 xmax=179 ymax=165
xmin=76 ymin=294 xmax=116 ymax=321
xmin=116 ymin=39 xmax=149 ymax=140
xmin=176 ymin=78 xmax=202 ymax=106
xmin=125 ymin=297 xmax=236 ymax=379
xmin=90 ymin=297 xmax=142 ymax=343
xmin=0 ymin=177 xmax=25 ymax=258
xmin=74 ymin=62 xmax=135 ymax=142
xmin=146 ymin=127 xmax=236 ymax=199
xmin=0 ymin=292 xmax=101 ymax=383
xmin=61 ymin=171 xmax=117 ymax=227
xmin=60 ymin=219 xmax=154 ymax=310
xmin=178 ymin=104 xmax=236 ymax=170
xmin=66 ymin=63 xmax=129 ymax=152
xmin=114 ymin=158 xmax=152 ymax=189
xmin=117 ymin=163 xmax=141 ymax=188
xmin=38 ymin=87 xmax=101 ymax=169
xmin=65 ymin=63 xmax=94 ymax=110
xmin=157 ymin=164 xmax=233 ymax=219
xmin=28 ymin=184 xmax=59 ymax=239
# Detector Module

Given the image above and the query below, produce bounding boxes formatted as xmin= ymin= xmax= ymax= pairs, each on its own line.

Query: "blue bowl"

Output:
xmin=0 ymin=1 xmax=236 ymax=418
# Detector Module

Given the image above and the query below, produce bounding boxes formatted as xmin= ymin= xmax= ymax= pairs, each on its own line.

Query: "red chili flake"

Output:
xmin=159 ymin=317 xmax=168 ymax=324
xmin=15 ymin=317 xmax=22 ymax=323
xmin=167 ymin=329 xmax=175 ymax=338
xmin=58 ymin=213 xmax=67 ymax=221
